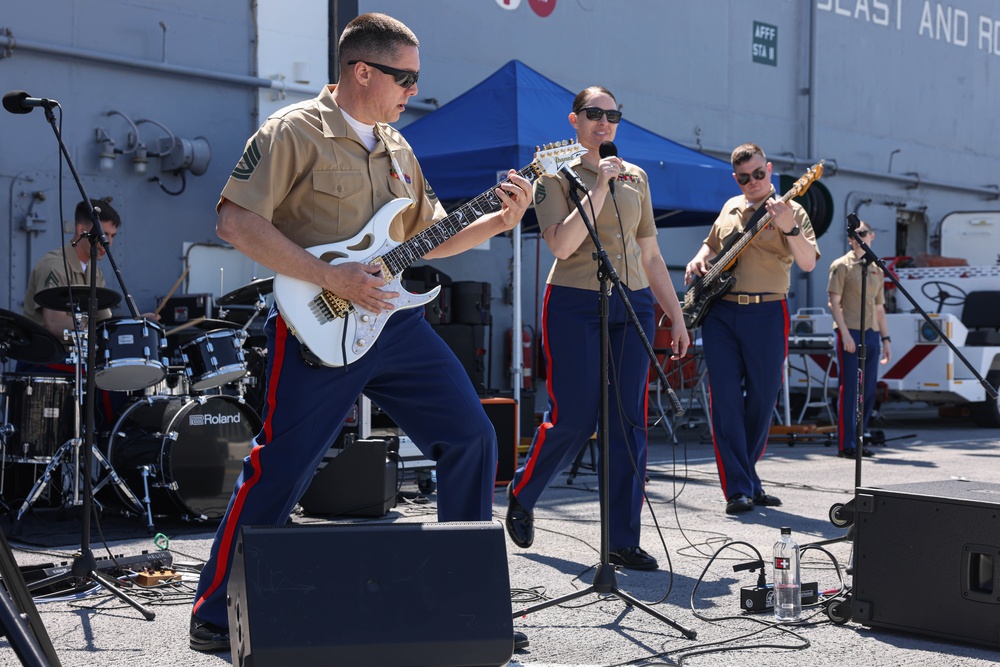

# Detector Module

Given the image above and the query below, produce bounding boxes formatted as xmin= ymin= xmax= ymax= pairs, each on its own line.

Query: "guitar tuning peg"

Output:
xmin=536 ymin=145 xmax=541 ymax=152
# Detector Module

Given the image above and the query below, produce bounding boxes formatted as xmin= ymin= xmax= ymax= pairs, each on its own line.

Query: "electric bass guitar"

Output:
xmin=273 ymin=141 xmax=587 ymax=367
xmin=681 ymin=161 xmax=824 ymax=330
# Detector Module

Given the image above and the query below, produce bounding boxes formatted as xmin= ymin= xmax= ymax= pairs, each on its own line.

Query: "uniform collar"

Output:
xmin=317 ymin=84 xmax=384 ymax=153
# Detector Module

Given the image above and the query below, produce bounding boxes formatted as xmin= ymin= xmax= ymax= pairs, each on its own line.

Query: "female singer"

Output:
xmin=504 ymin=86 xmax=689 ymax=570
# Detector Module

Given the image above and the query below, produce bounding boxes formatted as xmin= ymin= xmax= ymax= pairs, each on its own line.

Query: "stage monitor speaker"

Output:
xmin=852 ymin=479 xmax=1000 ymax=647
xmin=298 ymin=438 xmax=397 ymax=518
xmin=481 ymin=397 xmax=518 ymax=487
xmin=228 ymin=521 xmax=513 ymax=667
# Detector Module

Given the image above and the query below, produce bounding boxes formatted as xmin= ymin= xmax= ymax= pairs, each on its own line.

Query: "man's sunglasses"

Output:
xmin=855 ymin=229 xmax=870 ymax=238
xmin=735 ymin=167 xmax=768 ymax=186
xmin=347 ymin=60 xmax=419 ymax=88
xmin=578 ymin=107 xmax=622 ymax=123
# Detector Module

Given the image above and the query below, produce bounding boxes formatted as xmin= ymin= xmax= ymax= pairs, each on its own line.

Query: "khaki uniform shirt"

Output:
xmin=704 ymin=188 xmax=818 ymax=294
xmin=23 ymin=243 xmax=112 ymax=327
xmin=535 ymin=159 xmax=656 ymax=291
xmin=220 ymin=84 xmax=445 ymax=249
xmin=827 ymin=250 xmax=885 ymax=332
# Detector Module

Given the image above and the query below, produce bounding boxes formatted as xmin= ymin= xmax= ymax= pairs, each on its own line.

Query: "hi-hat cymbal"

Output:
xmin=0 ymin=308 xmax=64 ymax=364
xmin=217 ymin=277 xmax=274 ymax=306
xmin=34 ymin=286 xmax=121 ymax=312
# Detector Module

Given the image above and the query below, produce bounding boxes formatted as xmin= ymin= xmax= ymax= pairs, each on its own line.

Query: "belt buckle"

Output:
xmin=737 ymin=294 xmax=751 ymax=305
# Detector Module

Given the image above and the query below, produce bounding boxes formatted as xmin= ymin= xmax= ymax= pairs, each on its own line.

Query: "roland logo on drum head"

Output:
xmin=189 ymin=412 xmax=242 ymax=426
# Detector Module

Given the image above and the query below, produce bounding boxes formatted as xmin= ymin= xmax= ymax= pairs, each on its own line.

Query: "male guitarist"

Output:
xmin=189 ymin=13 xmax=532 ymax=652
xmin=684 ymin=143 xmax=819 ymax=515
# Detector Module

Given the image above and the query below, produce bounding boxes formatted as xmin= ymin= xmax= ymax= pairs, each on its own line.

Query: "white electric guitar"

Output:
xmin=273 ymin=140 xmax=587 ymax=367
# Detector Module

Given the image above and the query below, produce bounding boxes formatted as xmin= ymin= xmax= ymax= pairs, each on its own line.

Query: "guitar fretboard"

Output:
xmin=380 ymin=163 xmax=538 ymax=277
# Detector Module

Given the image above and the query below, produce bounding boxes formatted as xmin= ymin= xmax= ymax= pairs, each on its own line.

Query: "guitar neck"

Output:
xmin=380 ymin=164 xmax=538 ymax=277
xmin=703 ymin=187 xmax=801 ymax=281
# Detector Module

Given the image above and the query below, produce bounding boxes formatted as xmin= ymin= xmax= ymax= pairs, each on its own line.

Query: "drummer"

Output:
xmin=18 ymin=199 xmax=160 ymax=423
xmin=21 ymin=198 xmax=160 ymax=364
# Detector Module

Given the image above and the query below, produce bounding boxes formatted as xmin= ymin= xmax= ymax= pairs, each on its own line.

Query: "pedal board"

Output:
xmin=20 ymin=550 xmax=174 ymax=596
xmin=741 ymin=581 xmax=819 ymax=613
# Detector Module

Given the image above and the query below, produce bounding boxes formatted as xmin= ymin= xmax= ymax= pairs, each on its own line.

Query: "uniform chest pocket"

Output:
xmin=313 ymin=170 xmax=364 ymax=199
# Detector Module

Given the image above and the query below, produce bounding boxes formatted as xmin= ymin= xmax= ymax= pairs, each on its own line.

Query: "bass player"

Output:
xmin=683 ymin=143 xmax=819 ymax=515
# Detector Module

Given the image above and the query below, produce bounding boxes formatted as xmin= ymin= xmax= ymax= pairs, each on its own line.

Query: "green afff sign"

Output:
xmin=753 ymin=21 xmax=778 ymax=66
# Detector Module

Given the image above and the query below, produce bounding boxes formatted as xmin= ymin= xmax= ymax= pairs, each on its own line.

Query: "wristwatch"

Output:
xmin=782 ymin=225 xmax=801 ymax=236
xmin=881 ymin=335 xmax=891 ymax=342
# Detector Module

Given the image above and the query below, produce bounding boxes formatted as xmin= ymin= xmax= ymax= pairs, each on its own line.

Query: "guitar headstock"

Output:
xmin=786 ymin=160 xmax=825 ymax=199
xmin=530 ymin=140 xmax=587 ymax=178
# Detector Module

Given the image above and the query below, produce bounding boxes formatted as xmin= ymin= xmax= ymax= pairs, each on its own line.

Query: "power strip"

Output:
xmin=741 ymin=581 xmax=819 ymax=613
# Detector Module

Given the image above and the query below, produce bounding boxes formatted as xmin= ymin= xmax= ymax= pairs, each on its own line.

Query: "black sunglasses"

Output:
xmin=347 ymin=60 xmax=419 ymax=88
xmin=578 ymin=107 xmax=622 ymax=123
xmin=855 ymin=229 xmax=870 ymax=238
xmin=735 ymin=167 xmax=768 ymax=186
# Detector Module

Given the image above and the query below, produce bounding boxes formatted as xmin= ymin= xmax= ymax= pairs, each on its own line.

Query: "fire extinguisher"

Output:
xmin=506 ymin=325 xmax=535 ymax=391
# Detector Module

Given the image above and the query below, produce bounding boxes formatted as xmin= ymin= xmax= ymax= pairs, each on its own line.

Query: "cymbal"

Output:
xmin=0 ymin=308 xmax=64 ymax=364
xmin=217 ymin=277 xmax=274 ymax=306
xmin=34 ymin=286 xmax=121 ymax=312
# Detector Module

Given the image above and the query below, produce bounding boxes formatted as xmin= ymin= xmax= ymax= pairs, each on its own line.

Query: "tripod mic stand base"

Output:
xmin=513 ymin=562 xmax=698 ymax=640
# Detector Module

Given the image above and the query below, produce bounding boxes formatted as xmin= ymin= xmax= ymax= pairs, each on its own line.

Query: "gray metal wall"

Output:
xmin=1 ymin=1 xmax=258 ymax=315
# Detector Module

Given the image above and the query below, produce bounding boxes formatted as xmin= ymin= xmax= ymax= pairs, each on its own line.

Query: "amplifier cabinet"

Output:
xmin=852 ymin=479 xmax=1000 ymax=647
xmin=481 ymin=397 xmax=518 ymax=487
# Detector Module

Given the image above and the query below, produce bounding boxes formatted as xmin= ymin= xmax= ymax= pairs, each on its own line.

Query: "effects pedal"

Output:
xmin=741 ymin=582 xmax=819 ymax=613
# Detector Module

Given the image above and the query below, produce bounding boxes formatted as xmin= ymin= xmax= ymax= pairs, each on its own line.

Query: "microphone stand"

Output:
xmin=22 ymin=104 xmax=155 ymax=621
xmin=811 ymin=215 xmax=999 ymax=547
xmin=512 ymin=182 xmax=695 ymax=640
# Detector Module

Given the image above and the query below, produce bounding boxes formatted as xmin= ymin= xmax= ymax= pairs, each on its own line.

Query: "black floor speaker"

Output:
xmin=298 ymin=438 xmax=397 ymax=518
xmin=481 ymin=397 xmax=518 ymax=487
xmin=227 ymin=521 xmax=513 ymax=667
xmin=852 ymin=479 xmax=1000 ymax=647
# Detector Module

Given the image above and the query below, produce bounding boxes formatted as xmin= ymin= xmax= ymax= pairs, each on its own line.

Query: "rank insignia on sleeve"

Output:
xmin=231 ymin=139 xmax=262 ymax=181
xmin=424 ymin=181 xmax=438 ymax=202
xmin=534 ymin=182 xmax=546 ymax=206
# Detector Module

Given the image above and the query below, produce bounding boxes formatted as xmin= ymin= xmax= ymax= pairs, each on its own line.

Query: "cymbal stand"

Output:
xmin=17 ymin=101 xmax=155 ymax=620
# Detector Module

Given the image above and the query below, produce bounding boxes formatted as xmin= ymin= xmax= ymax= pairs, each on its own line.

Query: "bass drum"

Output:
xmin=107 ymin=395 xmax=260 ymax=520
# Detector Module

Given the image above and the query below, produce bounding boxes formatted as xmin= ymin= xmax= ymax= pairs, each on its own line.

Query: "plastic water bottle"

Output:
xmin=773 ymin=527 xmax=801 ymax=622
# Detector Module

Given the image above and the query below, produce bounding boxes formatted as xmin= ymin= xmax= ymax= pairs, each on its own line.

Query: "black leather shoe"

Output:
xmin=505 ymin=484 xmax=533 ymax=548
xmin=838 ymin=447 xmax=875 ymax=459
xmin=514 ymin=630 xmax=529 ymax=651
xmin=190 ymin=616 xmax=230 ymax=653
xmin=725 ymin=494 xmax=754 ymax=514
xmin=609 ymin=546 xmax=658 ymax=571
xmin=753 ymin=492 xmax=782 ymax=507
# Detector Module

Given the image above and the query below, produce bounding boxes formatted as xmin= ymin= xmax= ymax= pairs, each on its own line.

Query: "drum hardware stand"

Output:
xmin=511 ymin=178 xmax=697 ymax=640
xmin=17 ymin=100 xmax=156 ymax=620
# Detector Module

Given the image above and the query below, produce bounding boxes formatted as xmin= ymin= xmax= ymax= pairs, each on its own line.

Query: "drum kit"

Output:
xmin=0 ymin=277 xmax=273 ymax=532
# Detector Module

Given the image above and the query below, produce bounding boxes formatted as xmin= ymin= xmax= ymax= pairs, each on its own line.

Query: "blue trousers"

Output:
xmin=701 ymin=299 xmax=789 ymax=500
xmin=510 ymin=284 xmax=654 ymax=551
xmin=192 ymin=306 xmax=497 ymax=627
xmin=836 ymin=328 xmax=880 ymax=452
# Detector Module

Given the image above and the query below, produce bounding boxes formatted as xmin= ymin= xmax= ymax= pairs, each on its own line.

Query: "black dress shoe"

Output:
xmin=505 ymin=484 xmax=533 ymax=548
xmin=609 ymin=546 xmax=658 ymax=570
xmin=513 ymin=630 xmax=529 ymax=651
xmin=190 ymin=615 xmax=230 ymax=653
xmin=725 ymin=494 xmax=754 ymax=514
xmin=838 ymin=447 xmax=875 ymax=459
xmin=753 ymin=492 xmax=782 ymax=507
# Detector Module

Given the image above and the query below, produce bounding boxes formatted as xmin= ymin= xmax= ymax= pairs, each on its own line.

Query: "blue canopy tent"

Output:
xmin=403 ymin=60 xmax=738 ymax=228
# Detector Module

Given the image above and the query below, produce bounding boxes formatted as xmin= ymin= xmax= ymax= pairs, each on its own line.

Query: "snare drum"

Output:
xmin=180 ymin=329 xmax=248 ymax=391
xmin=94 ymin=318 xmax=167 ymax=391
xmin=0 ymin=374 xmax=76 ymax=461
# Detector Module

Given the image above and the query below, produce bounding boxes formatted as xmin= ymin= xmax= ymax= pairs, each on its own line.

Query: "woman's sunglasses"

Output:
xmin=347 ymin=60 xmax=419 ymax=89
xmin=578 ymin=107 xmax=622 ymax=123
xmin=735 ymin=168 xmax=768 ymax=186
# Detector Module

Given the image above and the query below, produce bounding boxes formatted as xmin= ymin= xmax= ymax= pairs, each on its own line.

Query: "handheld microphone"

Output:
xmin=559 ymin=164 xmax=588 ymax=194
xmin=599 ymin=141 xmax=618 ymax=194
xmin=3 ymin=90 xmax=59 ymax=114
